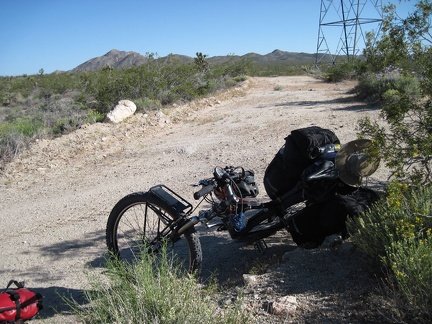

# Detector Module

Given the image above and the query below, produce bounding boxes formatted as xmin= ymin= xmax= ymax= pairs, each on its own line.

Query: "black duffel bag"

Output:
xmin=264 ymin=126 xmax=340 ymax=200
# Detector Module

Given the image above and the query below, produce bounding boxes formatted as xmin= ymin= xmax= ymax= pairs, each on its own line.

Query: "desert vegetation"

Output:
xmin=70 ymin=246 xmax=250 ymax=323
xmin=0 ymin=54 xmax=255 ymax=166
xmin=0 ymin=50 xmax=315 ymax=167
xmin=2 ymin=0 xmax=432 ymax=322
xmin=341 ymin=1 xmax=432 ymax=322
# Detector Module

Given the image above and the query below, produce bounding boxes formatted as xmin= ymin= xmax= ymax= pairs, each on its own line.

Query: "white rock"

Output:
xmin=271 ymin=295 xmax=298 ymax=315
xmin=104 ymin=100 xmax=136 ymax=123
xmin=265 ymin=296 xmax=298 ymax=316
xmin=243 ymin=274 xmax=258 ymax=285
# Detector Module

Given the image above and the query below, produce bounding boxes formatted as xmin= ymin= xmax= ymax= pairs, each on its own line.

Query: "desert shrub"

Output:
xmin=133 ymin=97 xmax=161 ymax=113
xmin=323 ymin=59 xmax=365 ymax=82
xmin=355 ymin=67 xmax=421 ymax=103
xmin=37 ymin=73 xmax=78 ymax=95
xmin=248 ymin=63 xmax=307 ymax=77
xmin=85 ymin=110 xmax=105 ymax=123
xmin=348 ymin=183 xmax=432 ymax=322
xmin=0 ymin=117 xmax=44 ymax=161
xmin=1 ymin=92 xmax=26 ymax=106
xmin=0 ymin=132 xmax=30 ymax=162
xmin=157 ymin=89 xmax=178 ymax=105
xmin=0 ymin=117 xmax=44 ymax=139
xmin=358 ymin=94 xmax=432 ymax=185
xmin=348 ymin=181 xmax=422 ymax=262
xmin=221 ymin=78 xmax=236 ymax=88
xmin=216 ymin=57 xmax=252 ymax=78
xmin=89 ymin=69 xmax=134 ymax=113
xmin=6 ymin=76 xmax=38 ymax=98
xmin=71 ymin=247 xmax=249 ymax=323
xmin=233 ymin=75 xmax=247 ymax=82
xmin=355 ymin=71 xmax=386 ymax=102
xmin=351 ymin=2 xmax=432 ymax=320
xmin=385 ymin=234 xmax=432 ymax=322
xmin=37 ymin=96 xmax=89 ymax=134
xmin=87 ymin=59 xmax=232 ymax=112
xmin=356 ymin=1 xmax=432 ymax=185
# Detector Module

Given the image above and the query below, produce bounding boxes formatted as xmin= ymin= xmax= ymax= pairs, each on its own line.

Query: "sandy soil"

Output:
xmin=0 ymin=76 xmax=393 ymax=323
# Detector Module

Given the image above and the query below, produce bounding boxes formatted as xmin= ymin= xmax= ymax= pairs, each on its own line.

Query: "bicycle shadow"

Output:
xmin=197 ymin=226 xmax=297 ymax=286
xmin=34 ymin=230 xmax=106 ymax=262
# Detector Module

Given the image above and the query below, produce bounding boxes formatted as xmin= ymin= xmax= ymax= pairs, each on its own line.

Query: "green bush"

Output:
xmin=355 ymin=69 xmax=421 ymax=103
xmin=323 ymin=59 xmax=364 ymax=82
xmin=133 ymin=97 xmax=161 ymax=113
xmin=386 ymin=234 xmax=432 ymax=320
xmin=71 ymin=247 xmax=250 ymax=323
xmin=348 ymin=183 xmax=432 ymax=321
xmin=0 ymin=117 xmax=44 ymax=161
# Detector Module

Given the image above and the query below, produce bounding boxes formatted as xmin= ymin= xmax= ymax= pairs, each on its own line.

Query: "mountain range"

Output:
xmin=70 ymin=49 xmax=320 ymax=73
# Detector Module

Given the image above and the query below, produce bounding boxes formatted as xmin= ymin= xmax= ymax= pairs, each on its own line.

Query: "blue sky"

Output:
xmin=0 ymin=0 xmax=414 ymax=76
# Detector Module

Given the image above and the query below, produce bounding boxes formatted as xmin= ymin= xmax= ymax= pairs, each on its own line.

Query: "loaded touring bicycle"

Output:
xmin=106 ymin=126 xmax=380 ymax=273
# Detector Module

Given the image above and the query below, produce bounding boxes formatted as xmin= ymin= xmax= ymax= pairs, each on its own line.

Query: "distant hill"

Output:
xmin=247 ymin=49 xmax=317 ymax=63
xmin=71 ymin=49 xmax=148 ymax=72
xmin=70 ymin=49 xmax=320 ymax=73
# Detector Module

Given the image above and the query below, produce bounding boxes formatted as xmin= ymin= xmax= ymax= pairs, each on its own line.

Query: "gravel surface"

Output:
xmin=0 ymin=76 xmax=395 ymax=323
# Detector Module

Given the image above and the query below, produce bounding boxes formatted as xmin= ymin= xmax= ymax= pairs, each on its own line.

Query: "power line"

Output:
xmin=316 ymin=0 xmax=383 ymax=65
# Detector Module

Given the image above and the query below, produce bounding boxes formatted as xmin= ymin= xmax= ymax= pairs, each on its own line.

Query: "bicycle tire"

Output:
xmin=106 ymin=191 xmax=202 ymax=274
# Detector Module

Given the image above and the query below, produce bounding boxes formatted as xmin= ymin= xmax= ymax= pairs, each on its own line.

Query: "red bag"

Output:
xmin=0 ymin=280 xmax=43 ymax=323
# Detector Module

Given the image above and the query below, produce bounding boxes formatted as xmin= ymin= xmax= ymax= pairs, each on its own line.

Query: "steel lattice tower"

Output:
xmin=316 ymin=0 xmax=383 ymax=65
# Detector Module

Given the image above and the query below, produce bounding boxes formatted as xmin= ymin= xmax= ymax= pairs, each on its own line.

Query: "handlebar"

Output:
xmin=213 ymin=166 xmax=229 ymax=180
xmin=193 ymin=166 xmax=241 ymax=201
xmin=193 ymin=183 xmax=215 ymax=200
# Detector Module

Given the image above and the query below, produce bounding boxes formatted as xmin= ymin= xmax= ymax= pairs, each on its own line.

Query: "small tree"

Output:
xmin=194 ymin=52 xmax=208 ymax=71
xmin=358 ymin=0 xmax=432 ymax=185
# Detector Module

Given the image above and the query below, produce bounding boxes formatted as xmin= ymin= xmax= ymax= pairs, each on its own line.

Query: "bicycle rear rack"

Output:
xmin=148 ymin=185 xmax=193 ymax=218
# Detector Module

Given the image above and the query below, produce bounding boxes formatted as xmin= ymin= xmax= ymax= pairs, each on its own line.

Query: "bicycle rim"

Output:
xmin=107 ymin=193 xmax=202 ymax=274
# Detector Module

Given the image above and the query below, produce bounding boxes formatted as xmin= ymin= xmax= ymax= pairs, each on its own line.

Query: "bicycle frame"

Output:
xmin=148 ymin=151 xmax=356 ymax=245
xmin=145 ymin=175 xmax=307 ymax=243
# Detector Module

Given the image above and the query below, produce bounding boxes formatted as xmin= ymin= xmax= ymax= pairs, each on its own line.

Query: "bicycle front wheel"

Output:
xmin=106 ymin=192 xmax=202 ymax=274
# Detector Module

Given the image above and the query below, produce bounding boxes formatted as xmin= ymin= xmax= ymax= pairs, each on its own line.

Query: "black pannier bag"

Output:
xmin=264 ymin=126 xmax=340 ymax=200
xmin=286 ymin=188 xmax=379 ymax=248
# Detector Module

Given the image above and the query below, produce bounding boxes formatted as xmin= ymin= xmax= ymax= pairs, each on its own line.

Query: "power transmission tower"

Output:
xmin=315 ymin=0 xmax=383 ymax=65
